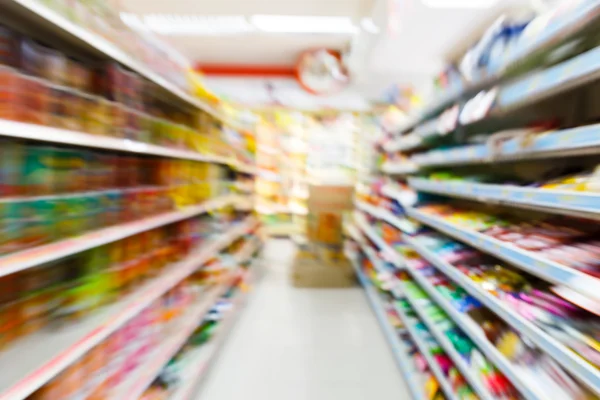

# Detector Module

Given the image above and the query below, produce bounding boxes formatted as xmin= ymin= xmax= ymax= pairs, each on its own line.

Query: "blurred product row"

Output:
xmin=1 ymin=212 xmax=261 ymax=400
xmin=0 ymin=1 xmax=261 ymax=400
xmin=353 ymin=2 xmax=600 ymax=400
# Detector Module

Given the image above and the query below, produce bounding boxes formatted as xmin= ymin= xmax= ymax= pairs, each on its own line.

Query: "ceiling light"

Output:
xmin=421 ymin=0 xmax=500 ymax=8
xmin=360 ymin=18 xmax=380 ymax=34
xmin=141 ymin=14 xmax=254 ymax=36
xmin=251 ymin=15 xmax=357 ymax=34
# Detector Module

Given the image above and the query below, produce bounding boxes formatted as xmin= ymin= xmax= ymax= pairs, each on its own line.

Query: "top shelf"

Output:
xmin=3 ymin=0 xmax=248 ymax=132
xmin=393 ymin=1 xmax=600 ymax=136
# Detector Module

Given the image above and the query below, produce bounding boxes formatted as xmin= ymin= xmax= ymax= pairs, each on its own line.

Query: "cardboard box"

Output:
xmin=291 ymin=243 xmax=356 ymax=288
xmin=306 ymin=185 xmax=353 ymax=245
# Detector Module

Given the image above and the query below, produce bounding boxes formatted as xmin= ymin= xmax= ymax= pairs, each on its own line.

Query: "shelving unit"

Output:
xmin=2 ymin=0 xmax=249 ymax=132
xmin=351 ymin=3 xmax=600 ymax=400
xmin=357 ymin=201 xmax=600 ymax=398
xmin=409 ymin=177 xmax=600 ymax=220
xmin=406 ymin=207 xmax=600 ymax=302
xmin=390 ymin=299 xmax=458 ymax=400
xmin=0 ymin=0 xmax=261 ymax=398
xmin=0 ymin=217 xmax=258 ymax=400
xmin=403 ymin=234 xmax=600 ymax=396
xmin=354 ymin=221 xmax=494 ymax=400
xmin=349 ymin=256 xmax=426 ymax=400
xmin=171 ymin=244 xmax=261 ymax=400
xmin=0 ymin=195 xmax=243 ymax=277
xmin=399 ymin=282 xmax=494 ymax=400
xmin=391 ymin=1 xmax=600 ymax=137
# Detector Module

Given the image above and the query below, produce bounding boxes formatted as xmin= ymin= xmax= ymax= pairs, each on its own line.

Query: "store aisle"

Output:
xmin=196 ymin=239 xmax=409 ymax=400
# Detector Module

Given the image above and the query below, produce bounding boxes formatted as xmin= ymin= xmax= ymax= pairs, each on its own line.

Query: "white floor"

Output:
xmin=196 ymin=239 xmax=410 ymax=400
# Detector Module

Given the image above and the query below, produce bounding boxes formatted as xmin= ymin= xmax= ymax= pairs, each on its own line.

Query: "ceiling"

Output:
xmin=121 ymin=0 xmax=372 ymax=66
xmin=121 ymin=0 xmax=539 ymax=108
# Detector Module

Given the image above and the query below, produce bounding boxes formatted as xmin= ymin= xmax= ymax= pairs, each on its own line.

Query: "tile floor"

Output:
xmin=196 ymin=239 xmax=410 ymax=400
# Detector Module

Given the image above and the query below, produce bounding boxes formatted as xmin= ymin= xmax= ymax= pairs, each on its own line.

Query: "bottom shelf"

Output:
xmin=169 ymin=271 xmax=253 ymax=400
xmin=350 ymin=257 xmax=425 ymax=400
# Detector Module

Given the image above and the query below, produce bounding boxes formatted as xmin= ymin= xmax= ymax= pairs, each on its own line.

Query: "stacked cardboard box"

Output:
xmin=291 ymin=185 xmax=356 ymax=288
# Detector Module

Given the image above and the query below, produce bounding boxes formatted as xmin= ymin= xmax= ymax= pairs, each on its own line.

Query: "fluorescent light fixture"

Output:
xmin=140 ymin=14 xmax=255 ymax=36
xmin=251 ymin=15 xmax=357 ymax=34
xmin=360 ymin=18 xmax=380 ymax=34
xmin=421 ymin=0 xmax=500 ymax=8
xmin=120 ymin=13 xmax=357 ymax=36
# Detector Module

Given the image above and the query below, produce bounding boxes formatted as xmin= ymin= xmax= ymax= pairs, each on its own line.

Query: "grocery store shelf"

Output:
xmin=404 ymin=235 xmax=600 ymax=397
xmin=355 ymin=201 xmax=419 ymax=234
xmin=383 ymin=134 xmax=422 ymax=153
xmin=353 ymin=212 xmax=405 ymax=267
xmin=0 ymin=217 xmax=257 ymax=400
xmin=496 ymin=43 xmax=600 ymax=114
xmin=360 ymin=243 xmax=393 ymax=281
xmin=235 ymin=196 xmax=255 ymax=212
xmin=391 ymin=2 xmax=600 ymax=136
xmin=381 ymin=161 xmax=418 ymax=176
xmin=0 ymin=194 xmax=243 ymax=278
xmin=0 ymin=119 xmax=232 ymax=165
xmin=231 ymin=161 xmax=258 ymax=175
xmin=351 ymin=257 xmax=425 ymax=400
xmin=391 ymin=301 xmax=458 ymax=400
xmin=233 ymin=237 xmax=261 ymax=264
xmin=380 ymin=184 xmax=418 ymax=208
xmin=360 ymin=224 xmax=563 ymax=399
xmin=398 ymin=280 xmax=494 ymax=400
xmin=109 ymin=280 xmax=234 ymax=399
xmin=406 ymin=208 xmax=600 ymax=303
xmin=344 ymin=222 xmax=363 ymax=243
xmin=234 ymin=181 xmax=255 ymax=193
xmin=170 ymin=267 xmax=256 ymax=400
xmin=401 ymin=249 xmax=553 ymax=400
xmin=409 ymin=177 xmax=600 ymax=220
xmin=413 ymin=123 xmax=600 ymax=167
xmin=3 ymin=0 xmax=250 ymax=131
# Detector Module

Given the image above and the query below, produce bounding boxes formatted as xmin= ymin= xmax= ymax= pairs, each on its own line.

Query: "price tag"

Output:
xmin=558 ymin=195 xmax=577 ymax=204
xmin=534 ymin=259 xmax=548 ymax=272
xmin=558 ymin=131 xmax=576 ymax=145
xmin=523 ymin=191 xmax=536 ymax=200
xmin=477 ymin=237 xmax=485 ymax=248
xmin=526 ymin=75 xmax=542 ymax=96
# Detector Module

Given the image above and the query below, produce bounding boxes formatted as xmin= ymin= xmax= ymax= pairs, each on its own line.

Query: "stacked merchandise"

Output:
xmin=0 ymin=22 xmax=252 ymax=167
xmin=140 ymin=233 xmax=261 ymax=400
xmin=292 ymin=185 xmax=355 ymax=288
xmin=19 ymin=0 xmax=252 ymax=125
xmin=0 ymin=1 xmax=260 ymax=400
xmin=255 ymin=119 xmax=292 ymax=233
xmin=350 ymin=1 xmax=600 ymax=400
xmin=346 ymin=246 xmax=431 ymax=400
xmin=255 ymin=112 xmax=309 ymax=237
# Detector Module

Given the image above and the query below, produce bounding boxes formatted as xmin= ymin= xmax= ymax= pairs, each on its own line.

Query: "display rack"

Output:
xmin=390 ymin=298 xmax=458 ymax=400
xmin=356 ymin=216 xmax=503 ymax=400
xmin=403 ymin=234 xmax=600 ymax=396
xmin=3 ymin=0 xmax=249 ymax=132
xmin=406 ymin=208 xmax=600 ymax=303
xmin=0 ymin=217 xmax=258 ymax=400
xmin=349 ymin=255 xmax=426 ymax=400
xmin=391 ymin=1 xmax=600 ymax=137
xmin=408 ymin=177 xmax=600 ymax=220
xmin=0 ymin=195 xmax=243 ymax=277
xmin=352 ymin=3 xmax=600 ymax=399
xmin=0 ymin=1 xmax=261 ymax=398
